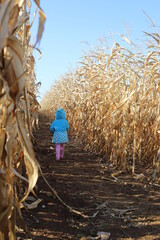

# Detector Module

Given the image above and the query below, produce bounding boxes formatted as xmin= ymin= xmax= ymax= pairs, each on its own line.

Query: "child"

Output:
xmin=50 ymin=108 xmax=69 ymax=160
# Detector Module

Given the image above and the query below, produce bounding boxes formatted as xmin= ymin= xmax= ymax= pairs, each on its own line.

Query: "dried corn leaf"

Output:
xmin=8 ymin=4 xmax=19 ymax=35
xmin=16 ymin=111 xmax=38 ymax=202
xmin=0 ymin=0 xmax=18 ymax=50
xmin=4 ymin=37 xmax=25 ymax=102
xmin=23 ymin=198 xmax=42 ymax=209
xmin=33 ymin=9 xmax=46 ymax=47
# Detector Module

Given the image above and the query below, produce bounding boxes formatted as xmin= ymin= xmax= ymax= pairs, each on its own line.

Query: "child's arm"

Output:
xmin=66 ymin=121 xmax=69 ymax=131
xmin=50 ymin=122 xmax=55 ymax=133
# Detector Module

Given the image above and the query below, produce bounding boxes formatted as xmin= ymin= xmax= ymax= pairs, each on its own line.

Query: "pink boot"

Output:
xmin=56 ymin=144 xmax=61 ymax=160
xmin=60 ymin=144 xmax=65 ymax=159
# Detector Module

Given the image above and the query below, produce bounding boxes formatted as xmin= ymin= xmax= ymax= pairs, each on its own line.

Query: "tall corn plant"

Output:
xmin=0 ymin=0 xmax=45 ymax=239
xmin=41 ymin=36 xmax=160 ymax=178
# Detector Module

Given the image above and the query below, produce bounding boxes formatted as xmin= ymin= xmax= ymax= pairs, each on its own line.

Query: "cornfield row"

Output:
xmin=0 ymin=0 xmax=45 ymax=239
xmin=41 ymin=34 xmax=160 ymax=178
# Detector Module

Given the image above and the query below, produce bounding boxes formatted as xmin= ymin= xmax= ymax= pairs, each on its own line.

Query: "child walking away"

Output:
xmin=50 ymin=108 xmax=69 ymax=160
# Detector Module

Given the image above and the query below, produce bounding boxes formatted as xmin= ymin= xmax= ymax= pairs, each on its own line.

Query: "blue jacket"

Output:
xmin=50 ymin=108 xmax=69 ymax=143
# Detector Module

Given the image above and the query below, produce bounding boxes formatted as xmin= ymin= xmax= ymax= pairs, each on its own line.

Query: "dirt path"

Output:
xmin=17 ymin=115 xmax=160 ymax=240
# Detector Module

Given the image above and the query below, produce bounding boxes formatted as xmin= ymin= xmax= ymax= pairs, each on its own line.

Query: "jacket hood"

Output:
xmin=56 ymin=108 xmax=65 ymax=120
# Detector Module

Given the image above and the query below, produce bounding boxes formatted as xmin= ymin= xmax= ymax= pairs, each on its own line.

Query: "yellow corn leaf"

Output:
xmin=16 ymin=111 xmax=38 ymax=203
xmin=8 ymin=4 xmax=19 ymax=35
xmin=0 ymin=0 xmax=18 ymax=50
xmin=34 ymin=0 xmax=41 ymax=9
xmin=33 ymin=9 xmax=46 ymax=47
xmin=121 ymin=35 xmax=131 ymax=44
xmin=4 ymin=37 xmax=25 ymax=102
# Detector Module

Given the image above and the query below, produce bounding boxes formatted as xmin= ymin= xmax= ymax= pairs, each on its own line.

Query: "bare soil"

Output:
xmin=17 ymin=115 xmax=160 ymax=240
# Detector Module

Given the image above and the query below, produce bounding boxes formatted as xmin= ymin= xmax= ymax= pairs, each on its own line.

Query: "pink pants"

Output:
xmin=56 ymin=144 xmax=65 ymax=160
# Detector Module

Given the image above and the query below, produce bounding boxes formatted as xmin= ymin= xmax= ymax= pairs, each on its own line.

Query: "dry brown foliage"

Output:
xmin=41 ymin=36 xmax=160 ymax=178
xmin=0 ymin=0 xmax=45 ymax=238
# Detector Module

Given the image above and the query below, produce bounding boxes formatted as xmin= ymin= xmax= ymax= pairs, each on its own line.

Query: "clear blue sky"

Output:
xmin=30 ymin=0 xmax=160 ymax=100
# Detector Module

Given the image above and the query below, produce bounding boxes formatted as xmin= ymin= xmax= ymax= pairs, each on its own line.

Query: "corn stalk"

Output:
xmin=0 ymin=0 xmax=46 ymax=238
xmin=41 ymin=34 xmax=160 ymax=179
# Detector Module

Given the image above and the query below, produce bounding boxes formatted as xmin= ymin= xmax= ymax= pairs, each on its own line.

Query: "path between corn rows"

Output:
xmin=18 ymin=115 xmax=160 ymax=240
